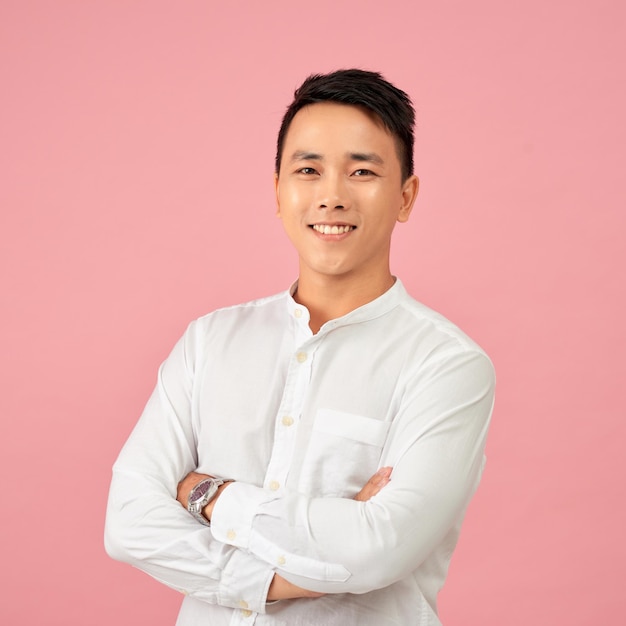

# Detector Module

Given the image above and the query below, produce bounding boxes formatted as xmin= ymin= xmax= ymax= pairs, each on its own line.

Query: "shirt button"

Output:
xmin=269 ymin=480 xmax=280 ymax=491
xmin=277 ymin=555 xmax=286 ymax=566
xmin=296 ymin=351 xmax=307 ymax=363
xmin=282 ymin=415 xmax=294 ymax=427
xmin=294 ymin=308 xmax=302 ymax=318
xmin=238 ymin=600 xmax=249 ymax=609
xmin=226 ymin=529 xmax=237 ymax=541
xmin=241 ymin=609 xmax=253 ymax=617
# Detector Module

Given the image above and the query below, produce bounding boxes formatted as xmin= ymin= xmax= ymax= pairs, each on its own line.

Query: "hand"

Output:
xmin=176 ymin=471 xmax=232 ymax=523
xmin=354 ymin=466 xmax=392 ymax=502
xmin=267 ymin=573 xmax=325 ymax=601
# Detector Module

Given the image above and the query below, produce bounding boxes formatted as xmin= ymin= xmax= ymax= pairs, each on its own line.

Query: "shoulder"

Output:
xmin=197 ymin=290 xmax=288 ymax=324
xmin=393 ymin=281 xmax=495 ymax=378
xmin=181 ymin=289 xmax=289 ymax=346
xmin=399 ymin=291 xmax=482 ymax=349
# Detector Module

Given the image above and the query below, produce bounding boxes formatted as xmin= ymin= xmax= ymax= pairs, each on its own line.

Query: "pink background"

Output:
xmin=1 ymin=1 xmax=624 ymax=624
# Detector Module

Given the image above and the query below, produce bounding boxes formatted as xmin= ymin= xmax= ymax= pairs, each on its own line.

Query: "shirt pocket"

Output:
xmin=298 ymin=408 xmax=390 ymax=498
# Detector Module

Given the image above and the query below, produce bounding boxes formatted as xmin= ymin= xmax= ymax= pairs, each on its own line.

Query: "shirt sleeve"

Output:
xmin=104 ymin=322 xmax=275 ymax=614
xmin=210 ymin=348 xmax=495 ymax=594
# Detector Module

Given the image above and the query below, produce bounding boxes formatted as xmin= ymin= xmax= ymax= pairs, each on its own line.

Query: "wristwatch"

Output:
xmin=187 ymin=476 xmax=229 ymax=526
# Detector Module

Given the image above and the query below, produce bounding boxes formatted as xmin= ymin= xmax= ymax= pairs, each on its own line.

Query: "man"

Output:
xmin=105 ymin=69 xmax=495 ymax=625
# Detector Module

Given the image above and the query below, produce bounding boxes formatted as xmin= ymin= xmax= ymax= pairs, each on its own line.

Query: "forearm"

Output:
xmin=173 ymin=467 xmax=391 ymax=600
xmin=105 ymin=467 xmax=276 ymax=612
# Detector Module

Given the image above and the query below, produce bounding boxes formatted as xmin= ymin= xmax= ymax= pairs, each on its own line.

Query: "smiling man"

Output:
xmin=275 ymin=100 xmax=417 ymax=334
xmin=105 ymin=69 xmax=495 ymax=626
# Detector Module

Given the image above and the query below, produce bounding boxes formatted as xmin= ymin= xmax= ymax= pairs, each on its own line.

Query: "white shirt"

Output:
xmin=105 ymin=279 xmax=495 ymax=626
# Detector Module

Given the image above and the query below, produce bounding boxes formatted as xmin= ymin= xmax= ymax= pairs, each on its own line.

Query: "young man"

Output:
xmin=105 ymin=69 xmax=495 ymax=625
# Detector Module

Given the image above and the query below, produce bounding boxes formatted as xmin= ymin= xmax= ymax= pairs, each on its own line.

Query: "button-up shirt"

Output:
xmin=105 ymin=279 xmax=495 ymax=625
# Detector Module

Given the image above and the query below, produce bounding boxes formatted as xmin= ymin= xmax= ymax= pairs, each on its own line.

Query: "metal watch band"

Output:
xmin=187 ymin=477 xmax=229 ymax=526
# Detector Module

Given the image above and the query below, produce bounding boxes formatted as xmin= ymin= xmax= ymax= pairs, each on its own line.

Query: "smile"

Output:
xmin=311 ymin=224 xmax=355 ymax=235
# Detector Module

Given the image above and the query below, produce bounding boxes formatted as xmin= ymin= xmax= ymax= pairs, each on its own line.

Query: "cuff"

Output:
xmin=217 ymin=545 xmax=276 ymax=615
xmin=211 ymin=482 xmax=274 ymax=550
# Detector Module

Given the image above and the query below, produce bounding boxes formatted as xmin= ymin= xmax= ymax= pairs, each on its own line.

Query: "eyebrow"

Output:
xmin=289 ymin=151 xmax=323 ymax=163
xmin=288 ymin=151 xmax=384 ymax=165
xmin=348 ymin=152 xmax=384 ymax=165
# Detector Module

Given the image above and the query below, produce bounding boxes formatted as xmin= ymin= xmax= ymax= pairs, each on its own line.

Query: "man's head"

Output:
xmin=275 ymin=69 xmax=415 ymax=182
xmin=273 ymin=70 xmax=420 ymax=290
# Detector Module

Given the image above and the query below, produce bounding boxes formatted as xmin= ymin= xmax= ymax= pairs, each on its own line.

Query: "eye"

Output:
xmin=297 ymin=167 xmax=318 ymax=175
xmin=352 ymin=169 xmax=376 ymax=177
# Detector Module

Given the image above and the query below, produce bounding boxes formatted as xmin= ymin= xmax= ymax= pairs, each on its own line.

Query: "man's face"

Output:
xmin=275 ymin=102 xmax=418 ymax=285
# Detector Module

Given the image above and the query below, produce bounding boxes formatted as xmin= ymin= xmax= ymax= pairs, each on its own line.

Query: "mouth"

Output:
xmin=310 ymin=224 xmax=356 ymax=235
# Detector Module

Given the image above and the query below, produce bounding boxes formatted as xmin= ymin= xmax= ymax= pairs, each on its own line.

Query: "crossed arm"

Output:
xmin=105 ymin=327 xmax=494 ymax=609
xmin=175 ymin=467 xmax=393 ymax=600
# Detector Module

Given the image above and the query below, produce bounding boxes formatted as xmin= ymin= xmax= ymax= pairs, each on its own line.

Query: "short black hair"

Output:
xmin=275 ymin=69 xmax=415 ymax=181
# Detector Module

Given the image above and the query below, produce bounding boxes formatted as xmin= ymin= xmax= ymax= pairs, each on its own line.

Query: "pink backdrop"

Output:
xmin=1 ymin=1 xmax=624 ymax=624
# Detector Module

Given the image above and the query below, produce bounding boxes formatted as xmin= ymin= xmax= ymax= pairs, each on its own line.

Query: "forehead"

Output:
xmin=284 ymin=102 xmax=395 ymax=152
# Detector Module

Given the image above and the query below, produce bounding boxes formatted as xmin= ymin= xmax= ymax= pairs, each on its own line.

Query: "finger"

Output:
xmin=354 ymin=467 xmax=393 ymax=501
xmin=373 ymin=466 xmax=392 ymax=481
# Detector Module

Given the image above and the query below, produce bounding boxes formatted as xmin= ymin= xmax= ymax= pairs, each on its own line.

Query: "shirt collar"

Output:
xmin=285 ymin=278 xmax=405 ymax=332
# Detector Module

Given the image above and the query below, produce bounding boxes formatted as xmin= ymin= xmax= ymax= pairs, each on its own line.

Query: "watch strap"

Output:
xmin=187 ymin=476 xmax=229 ymax=526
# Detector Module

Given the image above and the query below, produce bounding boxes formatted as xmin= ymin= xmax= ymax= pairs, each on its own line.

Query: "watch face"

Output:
xmin=190 ymin=480 xmax=212 ymax=504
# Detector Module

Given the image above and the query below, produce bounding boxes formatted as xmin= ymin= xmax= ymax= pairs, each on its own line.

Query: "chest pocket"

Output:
xmin=298 ymin=408 xmax=390 ymax=498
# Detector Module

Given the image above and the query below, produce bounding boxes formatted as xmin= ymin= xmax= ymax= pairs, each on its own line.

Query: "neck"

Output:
xmin=294 ymin=269 xmax=395 ymax=334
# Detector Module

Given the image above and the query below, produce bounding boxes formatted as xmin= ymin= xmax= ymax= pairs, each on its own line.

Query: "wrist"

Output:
xmin=186 ymin=476 xmax=232 ymax=526
xmin=202 ymin=480 xmax=233 ymax=522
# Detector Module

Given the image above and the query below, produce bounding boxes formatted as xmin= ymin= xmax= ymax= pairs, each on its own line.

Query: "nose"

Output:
xmin=316 ymin=173 xmax=350 ymax=211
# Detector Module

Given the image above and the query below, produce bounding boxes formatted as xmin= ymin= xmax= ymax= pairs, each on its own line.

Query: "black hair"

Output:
xmin=275 ymin=69 xmax=415 ymax=180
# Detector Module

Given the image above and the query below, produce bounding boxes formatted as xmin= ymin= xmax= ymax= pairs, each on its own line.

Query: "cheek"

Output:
xmin=364 ymin=189 xmax=402 ymax=221
xmin=280 ymin=186 xmax=312 ymax=220
xmin=277 ymin=186 xmax=297 ymax=211
xmin=278 ymin=203 xmax=302 ymax=236
xmin=364 ymin=184 xmax=396 ymax=205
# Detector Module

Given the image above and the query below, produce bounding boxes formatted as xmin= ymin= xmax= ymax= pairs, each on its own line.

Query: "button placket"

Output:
xmin=229 ymin=607 xmax=257 ymax=624
xmin=263 ymin=336 xmax=316 ymax=493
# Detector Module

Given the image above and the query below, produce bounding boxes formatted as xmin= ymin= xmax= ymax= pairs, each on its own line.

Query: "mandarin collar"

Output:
xmin=285 ymin=278 xmax=404 ymax=333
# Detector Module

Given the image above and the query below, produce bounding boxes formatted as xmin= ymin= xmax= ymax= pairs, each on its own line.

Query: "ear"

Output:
xmin=274 ymin=173 xmax=281 ymax=218
xmin=397 ymin=175 xmax=419 ymax=223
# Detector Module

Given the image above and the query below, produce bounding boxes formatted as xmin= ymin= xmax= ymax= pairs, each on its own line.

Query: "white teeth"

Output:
xmin=312 ymin=224 xmax=354 ymax=235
